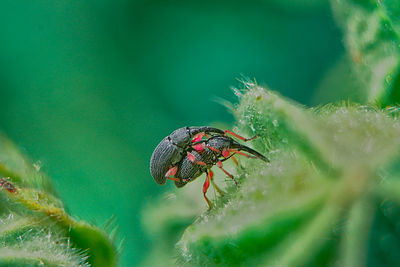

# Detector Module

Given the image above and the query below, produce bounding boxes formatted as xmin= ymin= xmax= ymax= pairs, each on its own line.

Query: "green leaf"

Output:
xmin=172 ymin=84 xmax=400 ymax=266
xmin=331 ymin=0 xmax=400 ymax=106
xmin=379 ymin=0 xmax=400 ymax=35
xmin=0 ymin=133 xmax=56 ymax=194
xmin=0 ymin=213 xmax=89 ymax=267
xmin=0 ymin=134 xmax=118 ymax=267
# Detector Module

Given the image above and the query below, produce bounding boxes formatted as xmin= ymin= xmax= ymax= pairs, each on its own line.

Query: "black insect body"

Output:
xmin=150 ymin=126 xmax=225 ymax=185
xmin=172 ymin=135 xmax=268 ymax=207
xmin=173 ymin=147 xmax=216 ymax=188
xmin=150 ymin=126 xmax=267 ymax=208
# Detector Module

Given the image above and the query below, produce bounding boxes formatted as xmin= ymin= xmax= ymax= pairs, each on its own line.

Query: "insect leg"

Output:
xmin=229 ymin=143 xmax=269 ymax=162
xmin=167 ymin=177 xmax=181 ymax=181
xmin=165 ymin=166 xmax=178 ymax=177
xmin=207 ymin=170 xmax=224 ymax=197
xmin=217 ymin=161 xmax=238 ymax=185
xmin=228 ymin=149 xmax=258 ymax=159
xmin=203 ymin=172 xmax=212 ymax=208
xmin=165 ymin=166 xmax=188 ymax=182
xmin=224 ymin=130 xmax=257 ymax=142
xmin=207 ymin=146 xmax=221 ymax=154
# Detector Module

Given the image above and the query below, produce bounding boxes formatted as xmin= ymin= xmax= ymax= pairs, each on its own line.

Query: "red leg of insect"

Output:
xmin=165 ymin=166 xmax=178 ymax=177
xmin=203 ymin=172 xmax=212 ymax=208
xmin=165 ymin=166 xmax=188 ymax=182
xmin=208 ymin=170 xmax=224 ymax=197
xmin=207 ymin=146 xmax=221 ymax=154
xmin=187 ymin=152 xmax=207 ymax=166
xmin=217 ymin=161 xmax=238 ymax=185
xmin=224 ymin=130 xmax=257 ymax=142
xmin=228 ymin=149 xmax=257 ymax=159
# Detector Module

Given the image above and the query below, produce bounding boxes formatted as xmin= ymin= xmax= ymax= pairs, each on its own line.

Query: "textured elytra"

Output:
xmin=150 ymin=136 xmax=184 ymax=184
xmin=150 ymin=126 xmax=226 ymax=185
xmin=174 ymin=149 xmax=212 ymax=188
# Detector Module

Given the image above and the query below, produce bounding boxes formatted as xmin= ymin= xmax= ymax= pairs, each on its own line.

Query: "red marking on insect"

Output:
xmin=187 ymin=152 xmax=196 ymax=162
xmin=193 ymin=143 xmax=205 ymax=152
xmin=222 ymin=149 xmax=230 ymax=158
xmin=0 ymin=178 xmax=17 ymax=193
xmin=165 ymin=166 xmax=178 ymax=177
xmin=191 ymin=133 xmax=205 ymax=143
xmin=187 ymin=152 xmax=207 ymax=166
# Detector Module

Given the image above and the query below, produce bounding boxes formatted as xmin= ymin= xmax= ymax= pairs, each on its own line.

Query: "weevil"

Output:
xmin=150 ymin=126 xmax=255 ymax=185
xmin=169 ymin=135 xmax=268 ymax=207
xmin=0 ymin=177 xmax=17 ymax=193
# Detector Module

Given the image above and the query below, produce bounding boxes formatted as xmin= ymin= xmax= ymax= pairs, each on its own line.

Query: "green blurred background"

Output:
xmin=0 ymin=1 xmax=343 ymax=265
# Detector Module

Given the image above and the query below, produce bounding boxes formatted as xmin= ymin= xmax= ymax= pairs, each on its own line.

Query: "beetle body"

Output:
xmin=150 ymin=126 xmax=268 ymax=208
xmin=150 ymin=126 xmax=224 ymax=184
xmin=174 ymin=149 xmax=214 ymax=188
xmin=174 ymin=135 xmax=267 ymax=188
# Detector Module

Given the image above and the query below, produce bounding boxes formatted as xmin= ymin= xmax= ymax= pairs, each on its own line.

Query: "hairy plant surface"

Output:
xmin=141 ymin=2 xmax=400 ymax=262
xmin=330 ymin=0 xmax=400 ymax=105
xmin=2 ymin=0 xmax=400 ymax=266
xmin=174 ymin=83 xmax=400 ymax=267
xmin=0 ymin=135 xmax=118 ymax=267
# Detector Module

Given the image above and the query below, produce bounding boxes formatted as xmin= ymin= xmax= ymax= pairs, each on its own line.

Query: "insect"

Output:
xmin=150 ymin=126 xmax=268 ymax=208
xmin=150 ymin=126 xmax=254 ymax=185
xmin=0 ymin=177 xmax=17 ymax=193
xmin=172 ymin=135 xmax=267 ymax=207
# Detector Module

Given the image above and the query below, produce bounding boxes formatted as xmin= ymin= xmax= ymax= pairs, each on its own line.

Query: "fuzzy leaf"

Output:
xmin=0 ymin=213 xmax=89 ymax=267
xmin=331 ymin=0 xmax=400 ymax=106
xmin=174 ymin=84 xmax=400 ymax=266
xmin=0 ymin=134 xmax=118 ymax=267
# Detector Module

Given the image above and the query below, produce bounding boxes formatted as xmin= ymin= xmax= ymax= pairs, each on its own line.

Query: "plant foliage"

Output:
xmin=142 ymin=2 xmax=400 ymax=266
xmin=0 ymin=135 xmax=118 ymax=267
xmin=175 ymin=82 xmax=400 ymax=266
